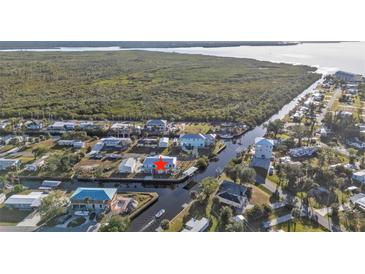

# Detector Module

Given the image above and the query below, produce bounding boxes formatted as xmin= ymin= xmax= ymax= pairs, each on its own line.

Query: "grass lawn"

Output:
xmin=256 ymin=184 xmax=273 ymax=196
xmin=167 ymin=203 xmax=192 ymax=232
xmin=274 ymin=218 xmax=328 ymax=232
xmin=21 ymin=139 xmax=56 ymax=155
xmin=0 ymin=222 xmax=17 ymax=226
xmin=121 ymin=192 xmax=153 ymax=211
xmin=0 ymin=205 xmax=30 ymax=224
xmin=177 ymin=123 xmax=212 ymax=134
xmin=0 ymin=145 xmax=15 ymax=153
xmin=212 ymin=140 xmax=226 ymax=155
xmin=249 ymin=185 xmax=270 ymax=205
xmin=267 ymin=174 xmax=280 ymax=185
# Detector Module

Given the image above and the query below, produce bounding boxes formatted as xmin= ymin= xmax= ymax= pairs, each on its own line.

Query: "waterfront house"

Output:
xmin=254 ymin=137 xmax=274 ymax=160
xmin=179 ymin=133 xmax=216 ymax=149
xmin=5 ymin=192 xmax=47 ymax=210
xmin=118 ymin=158 xmax=138 ymax=174
xmin=70 ymin=187 xmax=118 ymax=211
xmin=109 ymin=122 xmax=141 ymax=137
xmin=25 ymin=120 xmax=43 ymax=130
xmin=39 ymin=180 xmax=62 ymax=191
xmin=145 ymin=119 xmax=167 ymax=132
xmin=79 ymin=121 xmax=94 ymax=129
xmin=353 ymin=170 xmax=365 ymax=185
xmin=143 ymin=155 xmax=177 ymax=174
xmin=182 ymin=217 xmax=210 ymax=232
xmin=216 ymin=180 xmax=248 ymax=210
xmin=0 ymin=158 xmax=21 ymax=171
xmin=48 ymin=121 xmax=76 ymax=132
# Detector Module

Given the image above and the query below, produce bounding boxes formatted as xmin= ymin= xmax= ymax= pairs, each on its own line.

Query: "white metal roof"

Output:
xmin=5 ymin=192 xmax=47 ymax=207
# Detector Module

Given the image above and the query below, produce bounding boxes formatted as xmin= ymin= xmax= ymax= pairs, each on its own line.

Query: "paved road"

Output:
xmin=317 ymin=88 xmax=342 ymax=123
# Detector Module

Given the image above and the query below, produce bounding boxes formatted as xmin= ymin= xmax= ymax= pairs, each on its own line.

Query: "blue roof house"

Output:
xmin=70 ymin=187 xmax=118 ymax=211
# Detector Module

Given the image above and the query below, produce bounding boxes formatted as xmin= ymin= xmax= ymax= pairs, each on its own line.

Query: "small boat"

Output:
xmin=155 ymin=209 xmax=166 ymax=218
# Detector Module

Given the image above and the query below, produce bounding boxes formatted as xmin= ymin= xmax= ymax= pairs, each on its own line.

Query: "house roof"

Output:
xmin=119 ymin=158 xmax=136 ymax=168
xmin=146 ymin=119 xmax=167 ymax=126
xmin=217 ymin=180 xmax=247 ymax=204
xmin=70 ymin=188 xmax=117 ymax=202
xmin=5 ymin=192 xmax=46 ymax=207
xmin=180 ymin=133 xmax=206 ymax=140
xmin=0 ymin=158 xmax=20 ymax=163
xmin=182 ymin=217 xmax=209 ymax=232
xmin=353 ymin=170 xmax=365 ymax=177
xmin=255 ymin=137 xmax=274 ymax=146
xmin=143 ymin=155 xmax=177 ymax=166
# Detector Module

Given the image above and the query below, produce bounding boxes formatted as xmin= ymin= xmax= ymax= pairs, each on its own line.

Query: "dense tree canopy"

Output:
xmin=0 ymin=51 xmax=320 ymax=125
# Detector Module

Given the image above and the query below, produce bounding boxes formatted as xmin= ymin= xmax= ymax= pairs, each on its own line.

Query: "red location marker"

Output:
xmin=154 ymin=156 xmax=168 ymax=172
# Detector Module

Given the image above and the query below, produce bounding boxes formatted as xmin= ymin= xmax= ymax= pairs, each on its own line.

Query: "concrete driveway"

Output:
xmin=17 ymin=211 xmax=41 ymax=227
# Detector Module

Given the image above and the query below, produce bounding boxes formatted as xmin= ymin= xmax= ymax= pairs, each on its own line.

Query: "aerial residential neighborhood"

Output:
xmin=0 ymin=37 xmax=364 ymax=235
xmin=1 ymin=3 xmax=364 ymax=274
xmin=1 ymin=67 xmax=365 ymax=233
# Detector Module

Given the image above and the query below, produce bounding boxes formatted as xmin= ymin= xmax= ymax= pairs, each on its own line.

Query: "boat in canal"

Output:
xmin=155 ymin=209 xmax=166 ymax=219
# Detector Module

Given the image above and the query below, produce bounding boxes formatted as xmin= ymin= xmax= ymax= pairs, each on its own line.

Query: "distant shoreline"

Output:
xmin=0 ymin=41 xmax=348 ymax=51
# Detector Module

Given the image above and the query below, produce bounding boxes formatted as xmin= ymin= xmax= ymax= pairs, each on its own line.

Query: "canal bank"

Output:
xmin=20 ymin=76 xmax=323 ymax=232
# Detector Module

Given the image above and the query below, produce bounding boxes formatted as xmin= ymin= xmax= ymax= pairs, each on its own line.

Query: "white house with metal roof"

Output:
xmin=0 ymin=158 xmax=21 ymax=171
xmin=179 ymin=133 xmax=216 ymax=148
xmin=254 ymin=137 xmax=274 ymax=160
xmin=145 ymin=119 xmax=167 ymax=131
xmin=143 ymin=155 xmax=177 ymax=174
xmin=159 ymin=137 xmax=169 ymax=148
xmin=5 ymin=192 xmax=47 ymax=210
xmin=119 ymin=158 xmax=138 ymax=173
xmin=182 ymin=217 xmax=210 ymax=232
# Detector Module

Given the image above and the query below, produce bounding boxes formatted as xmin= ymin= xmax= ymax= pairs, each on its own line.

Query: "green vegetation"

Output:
xmin=0 ymin=205 xmax=30 ymax=225
xmin=275 ymin=218 xmax=328 ymax=232
xmin=0 ymin=51 xmax=320 ymax=125
xmin=196 ymin=156 xmax=209 ymax=170
xmin=178 ymin=123 xmax=212 ymax=134
xmin=39 ymin=190 xmax=68 ymax=223
xmin=160 ymin=219 xmax=170 ymax=231
xmin=100 ymin=215 xmax=130 ymax=232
